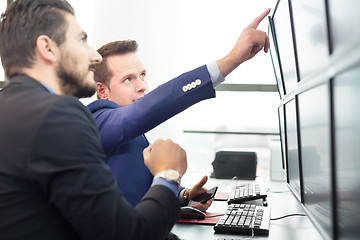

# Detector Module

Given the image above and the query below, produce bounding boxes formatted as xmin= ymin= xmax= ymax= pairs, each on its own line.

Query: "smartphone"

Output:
xmin=188 ymin=186 xmax=218 ymax=206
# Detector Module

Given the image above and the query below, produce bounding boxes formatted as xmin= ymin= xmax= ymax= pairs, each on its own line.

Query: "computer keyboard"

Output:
xmin=213 ymin=203 xmax=270 ymax=236
xmin=227 ymin=182 xmax=267 ymax=204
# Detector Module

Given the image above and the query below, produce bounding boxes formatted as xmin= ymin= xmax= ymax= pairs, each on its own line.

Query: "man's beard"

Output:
xmin=56 ymin=59 xmax=97 ymax=98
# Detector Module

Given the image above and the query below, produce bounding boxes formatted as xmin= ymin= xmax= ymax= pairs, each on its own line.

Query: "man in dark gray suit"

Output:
xmin=0 ymin=0 xmax=187 ymax=239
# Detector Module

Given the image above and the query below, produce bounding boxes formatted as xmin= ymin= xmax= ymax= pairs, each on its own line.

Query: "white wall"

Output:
xmin=68 ymin=0 xmax=95 ymax=46
xmin=92 ymin=0 xmax=276 ymax=84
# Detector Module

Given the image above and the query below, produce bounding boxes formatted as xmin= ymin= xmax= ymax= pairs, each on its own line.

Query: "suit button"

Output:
xmin=182 ymin=86 xmax=188 ymax=92
xmin=195 ymin=79 xmax=201 ymax=85
xmin=191 ymin=82 xmax=197 ymax=88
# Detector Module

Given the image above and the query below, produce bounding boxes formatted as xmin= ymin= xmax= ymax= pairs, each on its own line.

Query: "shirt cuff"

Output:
xmin=151 ymin=177 xmax=179 ymax=197
xmin=206 ymin=61 xmax=225 ymax=88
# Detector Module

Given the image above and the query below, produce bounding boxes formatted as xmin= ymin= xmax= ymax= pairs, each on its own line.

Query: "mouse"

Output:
xmin=180 ymin=206 xmax=206 ymax=220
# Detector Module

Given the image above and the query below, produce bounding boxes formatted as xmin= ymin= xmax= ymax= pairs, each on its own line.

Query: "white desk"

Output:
xmin=171 ymin=175 xmax=323 ymax=240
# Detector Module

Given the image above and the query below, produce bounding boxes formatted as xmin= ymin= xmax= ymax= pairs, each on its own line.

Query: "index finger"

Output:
xmin=247 ymin=8 xmax=271 ymax=29
xmin=194 ymin=176 xmax=208 ymax=189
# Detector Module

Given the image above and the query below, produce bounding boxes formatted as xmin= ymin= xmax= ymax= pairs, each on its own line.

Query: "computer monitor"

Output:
xmin=284 ymin=98 xmax=302 ymax=203
xmin=289 ymin=0 xmax=330 ymax=81
xmin=297 ymin=83 xmax=333 ymax=239
xmin=272 ymin=0 xmax=298 ymax=94
xmin=333 ymin=67 xmax=360 ymax=239
xmin=268 ymin=16 xmax=285 ymax=98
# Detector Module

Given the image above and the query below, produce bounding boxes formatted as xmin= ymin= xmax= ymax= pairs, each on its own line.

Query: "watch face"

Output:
xmin=156 ymin=170 xmax=181 ymax=185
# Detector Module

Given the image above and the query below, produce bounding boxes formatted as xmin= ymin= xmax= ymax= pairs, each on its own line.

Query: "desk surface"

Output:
xmin=172 ymin=174 xmax=323 ymax=240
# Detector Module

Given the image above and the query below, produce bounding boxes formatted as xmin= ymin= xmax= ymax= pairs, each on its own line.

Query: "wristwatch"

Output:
xmin=154 ymin=169 xmax=181 ymax=187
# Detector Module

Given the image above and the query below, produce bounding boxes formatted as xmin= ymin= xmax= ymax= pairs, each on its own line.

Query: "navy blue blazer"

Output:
xmin=88 ymin=65 xmax=216 ymax=206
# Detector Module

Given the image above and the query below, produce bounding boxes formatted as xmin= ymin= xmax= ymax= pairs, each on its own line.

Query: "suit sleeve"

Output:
xmin=28 ymin=97 xmax=179 ymax=240
xmin=97 ymin=65 xmax=216 ymax=148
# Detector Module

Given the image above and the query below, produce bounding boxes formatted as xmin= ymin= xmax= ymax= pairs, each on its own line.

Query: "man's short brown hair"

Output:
xmin=94 ymin=40 xmax=138 ymax=88
xmin=0 ymin=0 xmax=74 ymax=78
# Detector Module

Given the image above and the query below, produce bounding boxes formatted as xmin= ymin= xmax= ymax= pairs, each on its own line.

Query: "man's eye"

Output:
xmin=124 ymin=78 xmax=130 ymax=83
xmin=140 ymin=73 xmax=146 ymax=79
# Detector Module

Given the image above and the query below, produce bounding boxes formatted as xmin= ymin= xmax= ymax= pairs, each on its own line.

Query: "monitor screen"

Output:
xmin=272 ymin=0 xmax=298 ymax=94
xmin=277 ymin=105 xmax=287 ymax=171
xmin=333 ymin=67 xmax=360 ymax=239
xmin=284 ymin=98 xmax=302 ymax=202
xmin=298 ymin=83 xmax=333 ymax=239
xmin=328 ymin=0 xmax=360 ymax=53
xmin=268 ymin=16 xmax=285 ymax=98
xmin=289 ymin=0 xmax=329 ymax=81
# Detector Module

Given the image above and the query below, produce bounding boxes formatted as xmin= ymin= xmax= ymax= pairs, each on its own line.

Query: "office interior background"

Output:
xmin=0 ymin=0 xmax=279 ymax=173
xmin=2 ymin=1 xmax=360 ymax=239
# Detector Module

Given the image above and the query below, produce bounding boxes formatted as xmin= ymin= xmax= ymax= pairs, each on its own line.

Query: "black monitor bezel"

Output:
xmin=268 ymin=15 xmax=286 ymax=98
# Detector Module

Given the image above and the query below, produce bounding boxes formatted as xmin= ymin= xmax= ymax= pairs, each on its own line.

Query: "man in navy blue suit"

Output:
xmin=88 ymin=9 xmax=271 ymax=209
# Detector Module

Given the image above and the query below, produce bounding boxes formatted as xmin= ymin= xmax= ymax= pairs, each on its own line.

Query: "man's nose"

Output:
xmin=135 ymin=78 xmax=146 ymax=91
xmin=89 ymin=46 xmax=103 ymax=64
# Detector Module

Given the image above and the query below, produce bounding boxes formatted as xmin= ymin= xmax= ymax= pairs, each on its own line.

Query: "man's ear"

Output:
xmin=36 ymin=35 xmax=58 ymax=64
xmin=97 ymin=82 xmax=109 ymax=99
